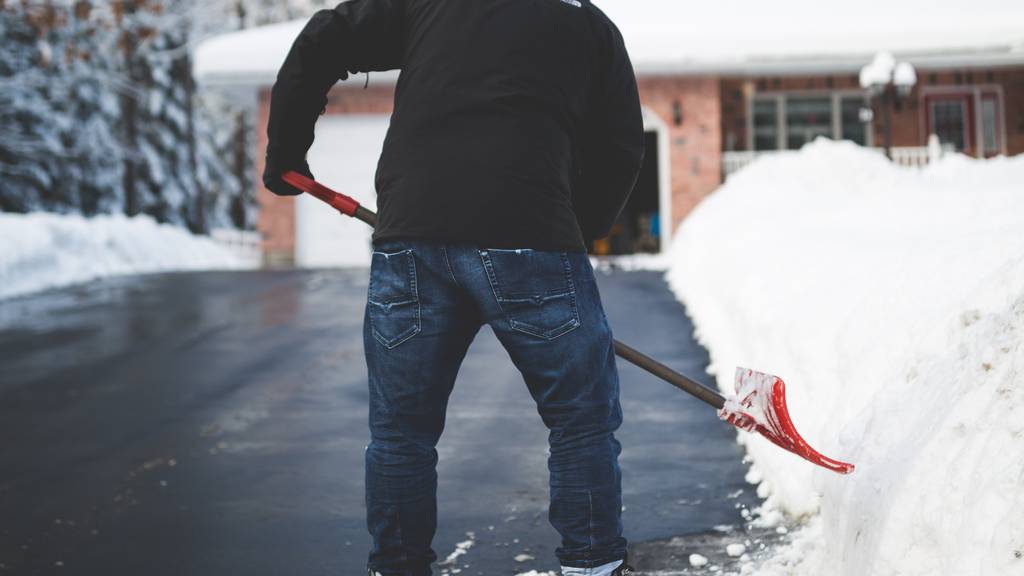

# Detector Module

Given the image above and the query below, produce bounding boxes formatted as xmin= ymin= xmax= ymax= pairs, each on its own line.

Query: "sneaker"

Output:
xmin=562 ymin=557 xmax=634 ymax=576
xmin=612 ymin=560 xmax=635 ymax=576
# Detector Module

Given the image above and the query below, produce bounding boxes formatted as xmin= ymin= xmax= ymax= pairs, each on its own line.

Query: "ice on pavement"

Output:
xmin=0 ymin=212 xmax=251 ymax=300
xmin=668 ymin=139 xmax=1024 ymax=575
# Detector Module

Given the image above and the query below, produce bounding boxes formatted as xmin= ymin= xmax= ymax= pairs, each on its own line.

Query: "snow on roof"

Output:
xmin=195 ymin=0 xmax=1024 ymax=86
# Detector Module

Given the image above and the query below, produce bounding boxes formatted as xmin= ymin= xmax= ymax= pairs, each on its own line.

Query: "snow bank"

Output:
xmin=0 ymin=212 xmax=251 ymax=300
xmin=668 ymin=140 xmax=1024 ymax=575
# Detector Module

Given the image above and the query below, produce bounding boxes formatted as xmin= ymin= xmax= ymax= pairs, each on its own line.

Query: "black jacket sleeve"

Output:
xmin=263 ymin=0 xmax=405 ymax=196
xmin=572 ymin=17 xmax=645 ymax=240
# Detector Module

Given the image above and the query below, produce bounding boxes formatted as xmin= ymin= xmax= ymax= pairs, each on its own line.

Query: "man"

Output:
xmin=263 ymin=0 xmax=644 ymax=574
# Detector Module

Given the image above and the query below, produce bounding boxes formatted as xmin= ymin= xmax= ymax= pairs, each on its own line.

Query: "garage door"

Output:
xmin=297 ymin=114 xmax=390 ymax=268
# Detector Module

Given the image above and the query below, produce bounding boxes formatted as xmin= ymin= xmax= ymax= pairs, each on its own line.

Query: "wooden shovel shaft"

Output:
xmin=612 ymin=341 xmax=725 ymax=409
xmin=353 ymin=206 xmax=377 ymax=228
xmin=282 ymin=171 xmax=727 ymax=410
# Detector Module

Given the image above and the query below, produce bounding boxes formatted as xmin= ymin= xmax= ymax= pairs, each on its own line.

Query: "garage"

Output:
xmin=296 ymin=114 xmax=390 ymax=268
xmin=297 ymin=111 xmax=671 ymax=264
xmin=591 ymin=111 xmax=672 ymax=255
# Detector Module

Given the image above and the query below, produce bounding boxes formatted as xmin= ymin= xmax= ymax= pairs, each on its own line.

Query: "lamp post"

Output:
xmin=860 ymin=52 xmax=917 ymax=159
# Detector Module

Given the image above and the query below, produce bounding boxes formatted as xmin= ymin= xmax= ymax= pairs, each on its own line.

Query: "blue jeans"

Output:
xmin=364 ymin=240 xmax=626 ymax=575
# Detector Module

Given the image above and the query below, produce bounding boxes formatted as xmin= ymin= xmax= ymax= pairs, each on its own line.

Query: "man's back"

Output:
xmin=263 ymin=3 xmax=644 ymax=575
xmin=266 ymin=0 xmax=644 ymax=251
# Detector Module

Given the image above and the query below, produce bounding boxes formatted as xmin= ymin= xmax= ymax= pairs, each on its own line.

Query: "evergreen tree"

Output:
xmin=0 ymin=2 xmax=124 ymax=214
xmin=0 ymin=0 xmax=307 ymax=230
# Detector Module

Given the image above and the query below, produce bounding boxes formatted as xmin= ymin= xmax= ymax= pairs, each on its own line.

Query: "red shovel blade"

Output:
xmin=719 ymin=368 xmax=855 ymax=475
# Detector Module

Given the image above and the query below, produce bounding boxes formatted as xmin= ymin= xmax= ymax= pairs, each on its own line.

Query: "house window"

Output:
xmin=753 ymin=99 xmax=779 ymax=151
xmin=839 ymin=97 xmax=869 ymax=146
xmin=785 ymin=97 xmax=832 ymax=149
xmin=750 ymin=92 xmax=870 ymax=151
xmin=929 ymin=98 xmax=969 ymax=151
xmin=981 ymin=94 xmax=1000 ymax=155
xmin=923 ymin=88 xmax=1004 ymax=158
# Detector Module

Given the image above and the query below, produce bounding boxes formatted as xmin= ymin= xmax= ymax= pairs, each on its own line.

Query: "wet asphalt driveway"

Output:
xmin=0 ymin=269 xmax=760 ymax=575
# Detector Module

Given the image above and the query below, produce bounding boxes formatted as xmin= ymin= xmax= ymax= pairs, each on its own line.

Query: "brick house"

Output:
xmin=195 ymin=3 xmax=1024 ymax=267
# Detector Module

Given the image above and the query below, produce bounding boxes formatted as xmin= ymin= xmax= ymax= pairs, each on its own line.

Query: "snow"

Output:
xmin=194 ymin=0 xmax=1024 ymax=84
xmin=859 ymin=51 xmax=895 ymax=88
xmin=0 ymin=212 xmax=252 ymax=300
xmin=893 ymin=61 xmax=918 ymax=88
xmin=194 ymin=19 xmax=308 ymax=85
xmin=726 ymin=543 xmax=747 ymax=557
xmin=668 ymin=140 xmax=1024 ymax=575
xmin=689 ymin=553 xmax=709 ymax=567
xmin=438 ymin=536 xmax=474 ymax=567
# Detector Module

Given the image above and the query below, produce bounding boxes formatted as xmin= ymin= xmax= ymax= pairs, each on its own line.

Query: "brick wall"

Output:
xmin=637 ymin=76 xmax=722 ymax=232
xmin=255 ymin=88 xmax=295 ymax=266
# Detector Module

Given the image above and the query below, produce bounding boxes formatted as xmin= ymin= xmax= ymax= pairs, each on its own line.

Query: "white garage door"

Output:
xmin=297 ymin=114 xmax=390 ymax=268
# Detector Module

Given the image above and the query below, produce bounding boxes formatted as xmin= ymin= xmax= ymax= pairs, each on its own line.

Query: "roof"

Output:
xmin=194 ymin=0 xmax=1024 ymax=86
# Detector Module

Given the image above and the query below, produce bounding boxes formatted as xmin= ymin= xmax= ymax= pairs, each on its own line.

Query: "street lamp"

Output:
xmin=860 ymin=52 xmax=917 ymax=159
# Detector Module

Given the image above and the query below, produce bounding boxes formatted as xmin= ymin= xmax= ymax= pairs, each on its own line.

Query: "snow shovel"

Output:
xmin=282 ymin=171 xmax=855 ymax=475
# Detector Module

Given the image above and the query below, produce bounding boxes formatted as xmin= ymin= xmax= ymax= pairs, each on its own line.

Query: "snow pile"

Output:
xmin=668 ymin=140 xmax=1024 ymax=575
xmin=0 ymin=212 xmax=252 ymax=299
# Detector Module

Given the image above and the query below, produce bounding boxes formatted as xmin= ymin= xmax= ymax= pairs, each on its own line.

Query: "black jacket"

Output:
xmin=265 ymin=0 xmax=645 ymax=251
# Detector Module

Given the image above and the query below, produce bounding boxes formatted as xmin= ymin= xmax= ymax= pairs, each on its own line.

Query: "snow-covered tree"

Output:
xmin=0 ymin=0 xmax=263 ymax=231
xmin=0 ymin=3 xmax=123 ymax=214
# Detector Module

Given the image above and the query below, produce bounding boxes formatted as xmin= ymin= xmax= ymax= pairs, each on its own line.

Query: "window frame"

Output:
xmin=927 ymin=96 xmax=971 ymax=153
xmin=919 ymin=84 xmax=1006 ymax=158
xmin=746 ymin=89 xmax=873 ymax=151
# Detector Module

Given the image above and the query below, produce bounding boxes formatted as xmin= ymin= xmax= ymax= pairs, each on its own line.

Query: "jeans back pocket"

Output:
xmin=368 ymin=249 xmax=421 ymax=349
xmin=479 ymin=249 xmax=580 ymax=340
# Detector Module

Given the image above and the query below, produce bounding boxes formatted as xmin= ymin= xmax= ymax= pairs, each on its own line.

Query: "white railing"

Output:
xmin=888 ymin=146 xmax=932 ymax=167
xmin=721 ymin=150 xmax=793 ymax=178
xmin=722 ymin=137 xmax=953 ymax=179
xmin=211 ymin=228 xmax=262 ymax=267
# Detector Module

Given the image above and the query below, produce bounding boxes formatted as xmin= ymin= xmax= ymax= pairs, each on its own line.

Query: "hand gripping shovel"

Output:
xmin=282 ymin=171 xmax=855 ymax=475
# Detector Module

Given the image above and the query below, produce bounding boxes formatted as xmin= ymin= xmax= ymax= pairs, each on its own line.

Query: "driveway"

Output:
xmin=0 ymin=269 xmax=760 ymax=575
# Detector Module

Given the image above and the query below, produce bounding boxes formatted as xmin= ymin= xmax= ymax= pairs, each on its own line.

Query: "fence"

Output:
xmin=211 ymin=228 xmax=262 ymax=267
xmin=722 ymin=136 xmax=952 ymax=179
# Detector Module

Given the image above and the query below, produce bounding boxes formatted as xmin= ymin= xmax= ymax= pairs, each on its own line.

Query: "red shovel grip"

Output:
xmin=282 ymin=171 xmax=360 ymax=217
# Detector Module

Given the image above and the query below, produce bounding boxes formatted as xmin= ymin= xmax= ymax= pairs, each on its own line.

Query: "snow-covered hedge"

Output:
xmin=669 ymin=140 xmax=1024 ymax=575
xmin=0 ymin=212 xmax=251 ymax=300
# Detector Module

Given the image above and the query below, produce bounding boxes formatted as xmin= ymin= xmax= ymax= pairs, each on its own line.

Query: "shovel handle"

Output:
xmin=282 ymin=171 xmax=378 ymax=227
xmin=613 ymin=341 xmax=725 ymax=410
xmin=281 ymin=171 xmax=726 ymax=409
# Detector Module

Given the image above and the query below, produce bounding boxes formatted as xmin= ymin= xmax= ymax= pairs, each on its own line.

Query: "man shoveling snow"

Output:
xmin=263 ymin=0 xmax=644 ymax=574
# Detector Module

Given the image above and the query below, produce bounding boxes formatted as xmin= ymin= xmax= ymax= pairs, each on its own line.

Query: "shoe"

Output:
xmin=612 ymin=560 xmax=635 ymax=575
xmin=562 ymin=557 xmax=634 ymax=576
